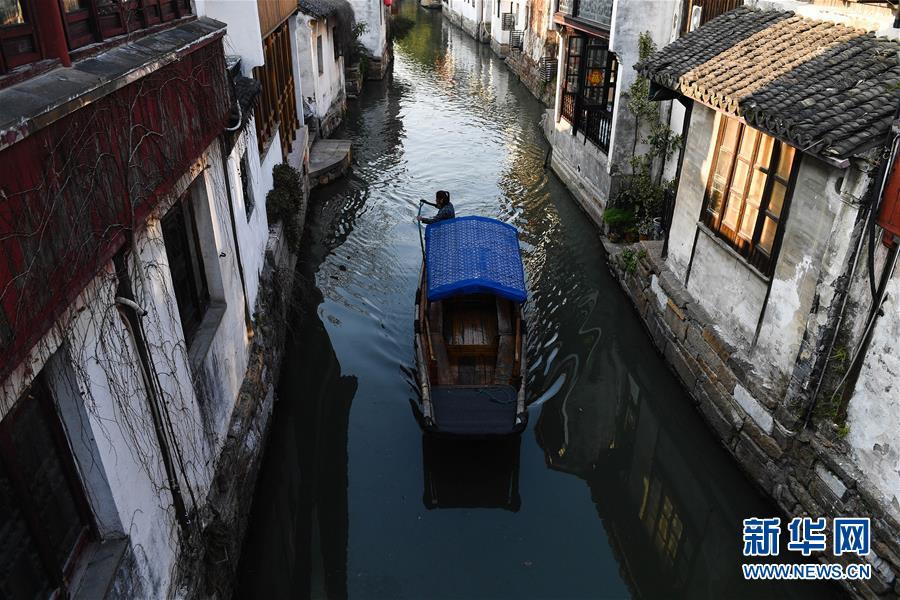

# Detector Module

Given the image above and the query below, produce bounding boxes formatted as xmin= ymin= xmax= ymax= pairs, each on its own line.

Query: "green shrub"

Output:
xmin=603 ymin=207 xmax=636 ymax=229
xmin=266 ymin=163 xmax=304 ymax=251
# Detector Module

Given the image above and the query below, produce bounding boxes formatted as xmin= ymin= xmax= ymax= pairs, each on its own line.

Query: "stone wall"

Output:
xmin=606 ymin=239 xmax=900 ymax=598
xmin=504 ymin=49 xmax=555 ymax=107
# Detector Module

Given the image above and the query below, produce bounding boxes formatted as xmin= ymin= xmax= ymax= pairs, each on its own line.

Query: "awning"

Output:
xmin=636 ymin=7 xmax=900 ymax=160
xmin=425 ymin=216 xmax=527 ymax=303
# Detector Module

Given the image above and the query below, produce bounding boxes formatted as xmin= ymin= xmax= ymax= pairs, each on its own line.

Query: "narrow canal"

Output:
xmin=237 ymin=5 xmax=841 ymax=599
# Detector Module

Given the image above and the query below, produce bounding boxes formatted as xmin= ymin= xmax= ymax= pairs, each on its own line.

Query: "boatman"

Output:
xmin=417 ymin=190 xmax=455 ymax=224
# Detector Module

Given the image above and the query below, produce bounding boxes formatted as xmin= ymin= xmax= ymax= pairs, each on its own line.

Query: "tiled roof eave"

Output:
xmin=634 ymin=6 xmax=900 ymax=166
xmin=659 ymin=77 xmax=853 ymax=168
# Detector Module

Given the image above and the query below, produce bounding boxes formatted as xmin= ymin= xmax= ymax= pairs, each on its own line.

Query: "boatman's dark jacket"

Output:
xmin=421 ymin=202 xmax=455 ymax=224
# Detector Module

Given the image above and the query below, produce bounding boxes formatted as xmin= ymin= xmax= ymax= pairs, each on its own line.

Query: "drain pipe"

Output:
xmin=802 ymin=110 xmax=900 ymax=425
xmin=113 ymin=252 xmax=192 ymax=536
xmin=220 ymin=136 xmax=255 ymax=335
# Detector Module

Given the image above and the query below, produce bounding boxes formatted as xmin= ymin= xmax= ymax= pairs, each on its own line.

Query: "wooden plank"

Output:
xmin=496 ymin=298 xmax=513 ymax=335
xmin=495 ymin=335 xmax=515 ymax=385
xmin=427 ymin=301 xmax=452 ymax=384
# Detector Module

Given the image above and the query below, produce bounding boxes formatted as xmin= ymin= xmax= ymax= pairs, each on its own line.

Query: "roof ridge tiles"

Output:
xmin=637 ymin=4 xmax=899 ymax=160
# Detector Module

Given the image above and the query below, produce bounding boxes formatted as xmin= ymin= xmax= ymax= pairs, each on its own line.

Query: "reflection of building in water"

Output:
xmin=237 ymin=312 xmax=356 ymax=599
xmin=534 ymin=339 xmax=793 ymax=598
xmin=421 ymin=435 xmax=522 ymax=511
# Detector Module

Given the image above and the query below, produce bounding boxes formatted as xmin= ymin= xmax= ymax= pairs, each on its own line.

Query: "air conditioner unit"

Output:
xmin=510 ymin=30 xmax=524 ymax=50
xmin=539 ymin=57 xmax=557 ymax=82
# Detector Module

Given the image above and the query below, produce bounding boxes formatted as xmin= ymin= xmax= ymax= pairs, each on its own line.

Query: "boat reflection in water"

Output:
xmin=421 ymin=434 xmax=522 ymax=511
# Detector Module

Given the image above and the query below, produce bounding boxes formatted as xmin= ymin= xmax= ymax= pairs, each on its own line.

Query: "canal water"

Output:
xmin=237 ymin=5 xmax=842 ymax=599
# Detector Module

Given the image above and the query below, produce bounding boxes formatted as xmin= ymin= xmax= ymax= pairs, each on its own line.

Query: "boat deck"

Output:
xmin=426 ymin=295 xmax=516 ymax=386
xmin=430 ymin=386 xmax=519 ymax=436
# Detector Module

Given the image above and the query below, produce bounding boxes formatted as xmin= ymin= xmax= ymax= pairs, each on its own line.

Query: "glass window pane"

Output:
xmin=721 ymin=118 xmax=741 ymax=151
xmin=722 ymin=191 xmax=742 ymax=230
xmin=731 ymin=160 xmax=750 ymax=194
xmin=62 ymin=0 xmax=86 ymax=12
xmin=739 ymin=203 xmax=759 ymax=240
xmin=738 ymin=128 xmax=758 ymax=160
xmin=708 ymin=151 xmax=734 ymax=216
xmin=747 ymin=169 xmax=767 ymax=206
xmin=10 ymin=391 xmax=88 ymax=572
xmin=769 ymin=182 xmax=786 ymax=218
xmin=0 ymin=459 xmax=52 ymax=599
xmin=777 ymin=145 xmax=796 ymax=179
xmin=759 ymin=216 xmax=778 ymax=253
xmin=1 ymin=0 xmax=24 ymax=25
xmin=756 ymin=135 xmax=774 ymax=170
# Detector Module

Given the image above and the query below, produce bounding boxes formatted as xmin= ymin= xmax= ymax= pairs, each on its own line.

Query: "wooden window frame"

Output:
xmin=161 ymin=191 xmax=210 ymax=347
xmin=0 ymin=375 xmax=96 ymax=597
xmin=58 ymin=0 xmax=192 ymax=52
xmin=0 ymin=0 xmax=44 ymax=75
xmin=559 ymin=32 xmax=616 ymax=152
xmin=700 ymin=115 xmax=800 ymax=277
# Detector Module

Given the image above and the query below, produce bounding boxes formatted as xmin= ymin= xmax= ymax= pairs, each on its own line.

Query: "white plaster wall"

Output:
xmin=752 ymin=157 xmax=855 ymax=380
xmin=296 ymin=15 xmax=346 ymax=120
xmin=194 ymin=0 xmax=265 ymax=70
xmin=666 ymin=106 xmax=722 ymax=281
xmin=543 ymin=108 xmax=611 ymax=226
xmin=847 ymin=262 xmax=900 ymax=522
xmin=608 ymin=0 xmax=681 ymax=178
xmin=687 ymin=232 xmax=768 ymax=344
xmin=225 ymin=123 xmax=270 ymax=312
xmin=347 ymin=0 xmax=389 ymax=58
xmin=490 ymin=0 xmax=512 ymax=47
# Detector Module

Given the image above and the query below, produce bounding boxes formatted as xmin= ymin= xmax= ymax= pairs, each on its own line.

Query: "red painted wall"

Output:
xmin=878 ymin=155 xmax=900 ymax=247
xmin=0 ymin=38 xmax=229 ymax=380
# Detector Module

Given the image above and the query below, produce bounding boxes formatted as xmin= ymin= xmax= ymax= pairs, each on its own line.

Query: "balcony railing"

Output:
xmin=561 ymin=92 xmax=612 ymax=153
xmin=556 ymin=0 xmax=613 ymax=29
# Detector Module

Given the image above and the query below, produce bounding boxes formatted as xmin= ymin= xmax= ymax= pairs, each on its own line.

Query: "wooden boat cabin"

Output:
xmin=414 ymin=216 xmax=528 ymax=437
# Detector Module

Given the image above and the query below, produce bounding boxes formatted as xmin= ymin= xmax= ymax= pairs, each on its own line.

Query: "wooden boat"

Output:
xmin=414 ymin=216 xmax=528 ymax=437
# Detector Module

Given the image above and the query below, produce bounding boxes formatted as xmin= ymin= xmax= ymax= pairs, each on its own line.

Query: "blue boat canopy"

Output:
xmin=425 ymin=216 xmax=527 ymax=303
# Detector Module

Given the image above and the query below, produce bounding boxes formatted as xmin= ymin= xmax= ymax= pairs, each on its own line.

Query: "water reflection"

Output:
xmin=422 ymin=435 xmax=521 ymax=511
xmin=236 ymin=3 xmax=842 ymax=598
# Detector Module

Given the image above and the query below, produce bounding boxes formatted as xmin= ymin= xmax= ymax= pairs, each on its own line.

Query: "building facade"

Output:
xmin=614 ymin=4 xmax=900 ymax=595
xmin=298 ymin=0 xmax=352 ymax=139
xmin=502 ymin=0 xmax=559 ymax=106
xmin=0 ymin=0 xmax=308 ymax=597
xmin=347 ymin=0 xmax=393 ymax=78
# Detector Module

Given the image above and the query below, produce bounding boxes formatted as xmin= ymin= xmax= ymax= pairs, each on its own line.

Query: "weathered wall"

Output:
xmin=542 ymin=109 xmax=612 ymax=227
xmin=686 ymin=231 xmax=768 ymax=344
xmin=347 ymin=0 xmax=389 ymax=59
xmin=0 ymin=139 xmax=277 ymax=597
xmin=503 ymin=0 xmax=557 ymax=107
xmin=846 ymin=262 xmax=900 ymax=524
xmin=225 ymin=123 xmax=271 ymax=313
xmin=608 ymin=240 xmax=900 ymax=598
xmin=668 ymin=106 xmax=869 ymax=392
xmin=296 ymin=15 xmax=347 ymax=137
xmin=608 ymin=0 xmax=681 ymax=178
xmin=666 ymin=103 xmax=716 ymax=281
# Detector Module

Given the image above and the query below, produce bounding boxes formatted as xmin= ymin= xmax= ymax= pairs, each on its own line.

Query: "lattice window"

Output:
xmin=501 ymin=12 xmax=515 ymax=30
xmin=701 ymin=115 xmax=798 ymax=276
xmin=60 ymin=0 xmax=193 ymax=52
xmin=0 ymin=377 xmax=94 ymax=598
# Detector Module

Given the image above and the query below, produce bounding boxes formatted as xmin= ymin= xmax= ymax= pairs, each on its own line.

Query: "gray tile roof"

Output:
xmin=636 ymin=6 xmax=900 ymax=160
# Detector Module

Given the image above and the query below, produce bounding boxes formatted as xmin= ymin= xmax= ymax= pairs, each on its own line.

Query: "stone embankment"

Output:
xmin=605 ymin=239 xmax=900 ymax=599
